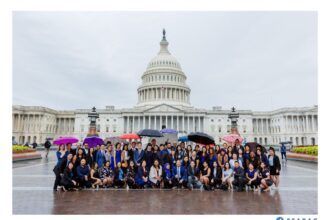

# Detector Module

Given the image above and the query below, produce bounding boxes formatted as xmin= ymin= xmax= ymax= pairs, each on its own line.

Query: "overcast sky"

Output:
xmin=13 ymin=12 xmax=317 ymax=111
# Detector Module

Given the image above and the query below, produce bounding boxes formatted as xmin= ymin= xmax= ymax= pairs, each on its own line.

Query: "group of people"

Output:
xmin=52 ymin=139 xmax=281 ymax=192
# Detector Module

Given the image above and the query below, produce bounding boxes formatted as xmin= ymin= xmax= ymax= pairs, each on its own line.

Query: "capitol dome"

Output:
xmin=137 ymin=29 xmax=191 ymax=108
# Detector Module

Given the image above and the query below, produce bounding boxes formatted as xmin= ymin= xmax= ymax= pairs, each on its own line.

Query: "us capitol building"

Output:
xmin=12 ymin=30 xmax=318 ymax=146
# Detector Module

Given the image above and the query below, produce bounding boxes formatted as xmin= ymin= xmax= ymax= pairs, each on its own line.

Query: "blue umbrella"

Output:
xmin=160 ymin=128 xmax=178 ymax=134
xmin=178 ymin=136 xmax=189 ymax=142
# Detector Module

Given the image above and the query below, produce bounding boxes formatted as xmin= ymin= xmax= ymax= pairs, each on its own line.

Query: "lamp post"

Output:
xmin=87 ymin=107 xmax=99 ymax=136
xmin=228 ymin=107 xmax=239 ymax=134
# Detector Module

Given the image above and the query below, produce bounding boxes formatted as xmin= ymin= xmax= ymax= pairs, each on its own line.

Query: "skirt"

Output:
xmin=270 ymin=166 xmax=280 ymax=176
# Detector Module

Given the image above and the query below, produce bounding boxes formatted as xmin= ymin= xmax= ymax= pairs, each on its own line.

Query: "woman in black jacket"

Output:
xmin=125 ymin=160 xmax=137 ymax=189
xmin=268 ymin=147 xmax=281 ymax=189
xmin=60 ymin=162 xmax=77 ymax=191
xmin=210 ymin=161 xmax=222 ymax=189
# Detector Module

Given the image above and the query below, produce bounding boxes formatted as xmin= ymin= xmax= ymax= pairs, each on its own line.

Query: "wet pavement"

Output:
xmin=13 ymin=150 xmax=318 ymax=214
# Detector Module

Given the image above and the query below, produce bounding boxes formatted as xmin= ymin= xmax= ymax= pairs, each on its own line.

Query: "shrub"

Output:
xmin=290 ymin=146 xmax=318 ymax=156
xmin=12 ymin=145 xmax=36 ymax=153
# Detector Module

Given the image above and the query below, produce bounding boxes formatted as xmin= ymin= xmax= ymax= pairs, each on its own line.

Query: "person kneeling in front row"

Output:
xmin=76 ymin=158 xmax=92 ymax=188
xmin=232 ymin=160 xmax=246 ymax=192
xmin=187 ymin=160 xmax=202 ymax=190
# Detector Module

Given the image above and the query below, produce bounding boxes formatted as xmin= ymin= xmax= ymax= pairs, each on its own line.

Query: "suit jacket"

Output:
xmin=233 ymin=166 xmax=245 ymax=179
xmin=268 ymin=154 xmax=281 ymax=171
xmin=136 ymin=166 xmax=148 ymax=182
xmin=134 ymin=149 xmax=145 ymax=165
xmin=172 ymin=166 xmax=187 ymax=181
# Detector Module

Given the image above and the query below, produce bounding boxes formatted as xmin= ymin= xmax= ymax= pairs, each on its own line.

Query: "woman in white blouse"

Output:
xmin=149 ymin=159 xmax=163 ymax=188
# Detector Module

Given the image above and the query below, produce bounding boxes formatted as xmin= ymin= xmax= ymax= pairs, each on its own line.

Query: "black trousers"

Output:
xmin=114 ymin=179 xmax=125 ymax=188
xmin=78 ymin=177 xmax=92 ymax=188
xmin=164 ymin=179 xmax=173 ymax=189
xmin=210 ymin=178 xmax=221 ymax=188
xmin=53 ymin=166 xmax=61 ymax=190
xmin=245 ymin=179 xmax=258 ymax=189
xmin=126 ymin=178 xmax=136 ymax=188
xmin=172 ymin=178 xmax=187 ymax=188
xmin=233 ymin=177 xmax=246 ymax=191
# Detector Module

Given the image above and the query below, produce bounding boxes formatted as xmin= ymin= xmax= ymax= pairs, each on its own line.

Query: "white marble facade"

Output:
xmin=12 ymin=31 xmax=318 ymax=146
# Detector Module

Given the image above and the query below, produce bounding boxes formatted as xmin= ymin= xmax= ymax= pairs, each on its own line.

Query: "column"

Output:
xmin=148 ymin=115 xmax=151 ymax=129
xmin=125 ymin=116 xmax=129 ymax=133
xmin=143 ymin=116 xmax=146 ymax=129
xmin=171 ymin=115 xmax=174 ymax=128
xmin=193 ymin=116 xmax=195 ymax=132
xmin=256 ymin=119 xmax=259 ymax=134
xmin=311 ymin=115 xmax=314 ymax=132
xmin=198 ymin=116 xmax=201 ymax=131
xmin=138 ymin=116 xmax=141 ymax=131
xmin=154 ymin=115 xmax=157 ymax=129
xmin=302 ymin=116 xmax=305 ymax=132
xmin=17 ymin=114 xmax=21 ymax=131
xmin=166 ymin=115 xmax=168 ymax=129
xmin=182 ymin=115 xmax=185 ymax=132
xmin=187 ymin=116 xmax=190 ymax=133
xmin=124 ymin=116 xmax=127 ymax=133
xmin=177 ymin=115 xmax=179 ymax=131
xmin=306 ymin=115 xmax=309 ymax=132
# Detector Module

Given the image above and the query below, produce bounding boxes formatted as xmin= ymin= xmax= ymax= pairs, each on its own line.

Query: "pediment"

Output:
xmin=144 ymin=104 xmax=183 ymax=113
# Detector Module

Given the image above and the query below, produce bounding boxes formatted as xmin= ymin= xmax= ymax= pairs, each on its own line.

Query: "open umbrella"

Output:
xmin=188 ymin=132 xmax=215 ymax=145
xmin=222 ymin=134 xmax=243 ymax=144
xmin=178 ymin=136 xmax=189 ymax=142
xmin=119 ymin=133 xmax=141 ymax=140
xmin=137 ymin=129 xmax=164 ymax=137
xmin=53 ymin=136 xmax=79 ymax=145
xmin=83 ymin=136 xmax=104 ymax=148
xmin=160 ymin=128 xmax=178 ymax=134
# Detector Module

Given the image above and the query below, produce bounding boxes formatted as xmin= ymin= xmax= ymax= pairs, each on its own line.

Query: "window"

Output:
xmin=113 ymin=119 xmax=116 ymax=122
xmin=106 ymin=126 xmax=109 ymax=132
xmin=97 ymin=125 xmax=100 ymax=132
xmin=218 ymin=126 xmax=221 ymax=133
xmin=211 ymin=119 xmax=214 ymax=122
xmin=106 ymin=119 xmax=109 ymax=122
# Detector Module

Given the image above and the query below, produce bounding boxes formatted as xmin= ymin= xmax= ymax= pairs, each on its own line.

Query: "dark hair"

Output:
xmin=137 ymin=142 xmax=142 ymax=145
xmin=269 ymin=147 xmax=275 ymax=152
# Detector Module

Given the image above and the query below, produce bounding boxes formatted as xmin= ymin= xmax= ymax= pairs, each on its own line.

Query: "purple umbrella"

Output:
xmin=160 ymin=128 xmax=178 ymax=134
xmin=83 ymin=136 xmax=104 ymax=148
xmin=53 ymin=136 xmax=79 ymax=145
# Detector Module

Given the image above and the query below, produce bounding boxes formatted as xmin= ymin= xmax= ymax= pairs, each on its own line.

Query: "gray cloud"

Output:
xmin=13 ymin=11 xmax=317 ymax=111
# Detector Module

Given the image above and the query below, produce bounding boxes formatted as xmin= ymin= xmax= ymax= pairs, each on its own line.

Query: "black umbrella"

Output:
xmin=188 ymin=132 xmax=215 ymax=145
xmin=137 ymin=129 xmax=164 ymax=137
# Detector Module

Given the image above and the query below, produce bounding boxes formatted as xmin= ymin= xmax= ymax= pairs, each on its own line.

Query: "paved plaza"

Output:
xmin=12 ymin=150 xmax=318 ymax=215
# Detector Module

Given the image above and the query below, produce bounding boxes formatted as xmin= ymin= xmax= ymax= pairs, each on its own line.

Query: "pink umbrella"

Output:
xmin=222 ymin=134 xmax=243 ymax=144
xmin=53 ymin=136 xmax=79 ymax=145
